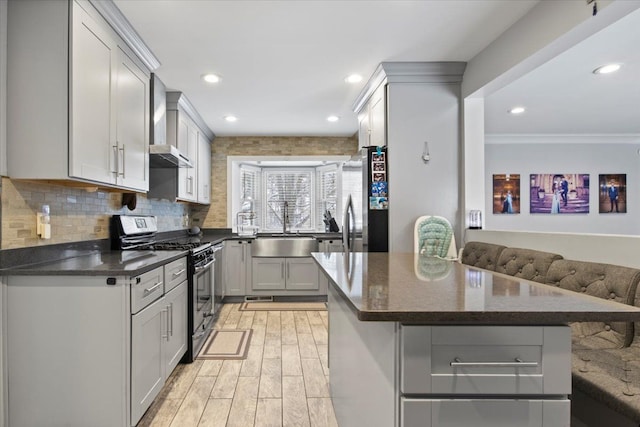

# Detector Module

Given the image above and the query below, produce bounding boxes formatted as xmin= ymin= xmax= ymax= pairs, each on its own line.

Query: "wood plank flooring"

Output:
xmin=137 ymin=303 xmax=338 ymax=427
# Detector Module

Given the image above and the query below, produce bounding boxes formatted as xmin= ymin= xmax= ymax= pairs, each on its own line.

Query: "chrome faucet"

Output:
xmin=283 ymin=201 xmax=289 ymax=234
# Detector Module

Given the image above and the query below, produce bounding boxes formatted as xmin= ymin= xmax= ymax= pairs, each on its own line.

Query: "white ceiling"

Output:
xmin=485 ymin=7 xmax=640 ymax=135
xmin=113 ymin=0 xmax=538 ymax=137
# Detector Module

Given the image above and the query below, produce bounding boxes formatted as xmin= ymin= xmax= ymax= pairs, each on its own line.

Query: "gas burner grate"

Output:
xmin=152 ymin=242 xmax=204 ymax=251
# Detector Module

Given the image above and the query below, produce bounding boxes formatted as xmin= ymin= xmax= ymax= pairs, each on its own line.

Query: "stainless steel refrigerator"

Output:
xmin=343 ymin=146 xmax=389 ymax=252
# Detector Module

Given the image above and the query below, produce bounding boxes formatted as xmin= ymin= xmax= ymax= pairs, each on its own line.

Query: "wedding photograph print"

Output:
xmin=599 ymin=174 xmax=626 ymax=214
xmin=529 ymin=173 xmax=590 ymax=214
xmin=492 ymin=174 xmax=520 ymax=214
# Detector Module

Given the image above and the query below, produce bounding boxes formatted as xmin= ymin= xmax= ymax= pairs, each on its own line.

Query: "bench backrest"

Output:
xmin=460 ymin=241 xmax=506 ymax=271
xmin=495 ymin=247 xmax=563 ymax=283
xmin=546 ymin=259 xmax=640 ymax=347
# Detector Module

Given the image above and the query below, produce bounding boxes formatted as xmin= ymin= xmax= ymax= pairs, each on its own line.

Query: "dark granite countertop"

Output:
xmin=2 ymin=250 xmax=187 ymax=276
xmin=312 ymin=252 xmax=640 ymax=324
xmin=0 ymin=229 xmax=345 ymax=277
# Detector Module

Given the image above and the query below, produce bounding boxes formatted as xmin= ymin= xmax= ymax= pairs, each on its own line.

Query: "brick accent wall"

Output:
xmin=191 ymin=136 xmax=358 ymax=228
xmin=1 ymin=178 xmax=188 ymax=249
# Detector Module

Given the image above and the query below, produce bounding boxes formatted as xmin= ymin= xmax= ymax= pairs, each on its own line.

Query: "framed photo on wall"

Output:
xmin=492 ymin=174 xmax=520 ymax=214
xmin=529 ymin=174 xmax=590 ymax=214
xmin=599 ymin=174 xmax=626 ymax=213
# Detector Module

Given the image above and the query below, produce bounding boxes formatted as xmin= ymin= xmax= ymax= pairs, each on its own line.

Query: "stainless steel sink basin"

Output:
xmin=252 ymin=236 xmax=318 ymax=257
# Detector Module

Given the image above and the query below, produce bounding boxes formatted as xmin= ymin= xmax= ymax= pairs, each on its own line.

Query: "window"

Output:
xmin=263 ymin=169 xmax=314 ymax=232
xmin=236 ymin=160 xmax=347 ymax=232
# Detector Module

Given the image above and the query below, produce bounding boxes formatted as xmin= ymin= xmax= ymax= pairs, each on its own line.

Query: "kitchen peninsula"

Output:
xmin=312 ymin=252 xmax=640 ymax=427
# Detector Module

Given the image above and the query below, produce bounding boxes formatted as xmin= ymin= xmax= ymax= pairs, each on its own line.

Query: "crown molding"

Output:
xmin=89 ymin=0 xmax=161 ymax=71
xmin=485 ymin=134 xmax=640 ymax=145
xmin=167 ymin=92 xmax=216 ymax=141
xmin=352 ymin=61 xmax=467 ymax=113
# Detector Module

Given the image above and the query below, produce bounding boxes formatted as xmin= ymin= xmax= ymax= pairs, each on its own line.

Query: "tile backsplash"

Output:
xmin=1 ymin=178 xmax=188 ymax=249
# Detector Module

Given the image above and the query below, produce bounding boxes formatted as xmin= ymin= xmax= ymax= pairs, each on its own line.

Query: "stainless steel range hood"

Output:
xmin=149 ymin=144 xmax=193 ymax=168
xmin=149 ymin=73 xmax=193 ymax=168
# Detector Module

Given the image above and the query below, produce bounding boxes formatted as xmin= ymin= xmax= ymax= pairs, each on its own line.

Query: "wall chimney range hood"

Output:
xmin=149 ymin=144 xmax=193 ymax=168
xmin=149 ymin=73 xmax=193 ymax=168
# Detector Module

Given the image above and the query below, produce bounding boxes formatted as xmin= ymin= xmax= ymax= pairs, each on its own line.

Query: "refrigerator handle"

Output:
xmin=342 ymin=195 xmax=355 ymax=252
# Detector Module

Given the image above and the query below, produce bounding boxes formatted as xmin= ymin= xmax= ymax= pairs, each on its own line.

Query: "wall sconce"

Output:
xmin=422 ymin=141 xmax=430 ymax=163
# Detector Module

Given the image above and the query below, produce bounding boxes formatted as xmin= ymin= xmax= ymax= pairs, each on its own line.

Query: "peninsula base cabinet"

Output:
xmin=251 ymin=257 xmax=324 ymax=296
xmin=328 ymin=285 xmax=572 ymax=427
xmin=5 ymin=264 xmax=188 ymax=427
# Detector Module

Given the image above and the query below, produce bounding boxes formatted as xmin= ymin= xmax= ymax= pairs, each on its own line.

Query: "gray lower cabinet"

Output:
xmin=131 ymin=280 xmax=187 ymax=425
xmin=6 ymin=258 xmax=188 ymax=427
xmin=223 ymin=240 xmax=252 ymax=297
xmin=251 ymin=257 xmax=320 ymax=294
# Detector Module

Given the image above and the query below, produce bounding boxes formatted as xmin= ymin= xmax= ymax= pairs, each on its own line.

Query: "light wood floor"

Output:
xmin=137 ymin=303 xmax=338 ymax=427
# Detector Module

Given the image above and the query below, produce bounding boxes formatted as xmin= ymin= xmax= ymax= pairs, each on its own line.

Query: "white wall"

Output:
xmin=0 ymin=1 xmax=6 ymax=423
xmin=388 ymin=82 xmax=461 ymax=252
xmin=484 ymin=135 xmax=640 ymax=235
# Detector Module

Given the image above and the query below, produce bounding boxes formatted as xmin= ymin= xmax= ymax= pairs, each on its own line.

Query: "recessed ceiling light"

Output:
xmin=344 ymin=74 xmax=363 ymax=84
xmin=327 ymin=115 xmax=339 ymax=122
xmin=508 ymin=107 xmax=526 ymax=115
xmin=224 ymin=115 xmax=238 ymax=122
xmin=593 ymin=64 xmax=621 ymax=75
xmin=202 ymin=73 xmax=221 ymax=83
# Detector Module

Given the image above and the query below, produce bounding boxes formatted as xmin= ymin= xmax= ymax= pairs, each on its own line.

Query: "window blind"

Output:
xmin=240 ymin=165 xmax=261 ymax=228
xmin=263 ymin=170 xmax=313 ymax=232
xmin=316 ymin=165 xmax=338 ymax=230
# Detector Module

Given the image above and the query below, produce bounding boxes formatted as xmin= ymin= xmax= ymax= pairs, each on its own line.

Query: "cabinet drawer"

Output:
xmin=131 ymin=267 xmax=164 ymax=314
xmin=401 ymin=398 xmax=569 ymax=427
xmin=401 ymin=325 xmax=570 ymax=395
xmin=164 ymin=257 xmax=188 ymax=292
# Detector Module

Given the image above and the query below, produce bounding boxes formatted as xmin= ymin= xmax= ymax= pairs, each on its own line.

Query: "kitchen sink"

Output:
xmin=252 ymin=236 xmax=318 ymax=257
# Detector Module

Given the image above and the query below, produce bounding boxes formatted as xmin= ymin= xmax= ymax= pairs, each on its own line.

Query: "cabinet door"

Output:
xmin=252 ymin=258 xmax=286 ymax=290
xmin=69 ymin=2 xmax=117 ymax=184
xmin=164 ymin=281 xmax=188 ymax=376
xmin=178 ymin=117 xmax=198 ymax=201
xmin=131 ymin=296 xmax=166 ymax=426
xmin=115 ymin=48 xmax=149 ymax=191
xmin=224 ymin=241 xmax=248 ymax=296
xmin=369 ymin=85 xmax=386 ymax=147
xmin=197 ymin=133 xmax=211 ymax=204
xmin=286 ymin=258 xmax=319 ymax=290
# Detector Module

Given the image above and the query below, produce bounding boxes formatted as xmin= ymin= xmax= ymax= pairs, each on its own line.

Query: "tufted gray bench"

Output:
xmin=568 ymin=274 xmax=640 ymax=425
xmin=462 ymin=243 xmax=640 ymax=424
xmin=459 ymin=241 xmax=506 ymax=271
xmin=546 ymin=259 xmax=640 ymax=350
xmin=495 ymin=246 xmax=563 ymax=283
xmin=545 ymin=259 xmax=640 ymax=424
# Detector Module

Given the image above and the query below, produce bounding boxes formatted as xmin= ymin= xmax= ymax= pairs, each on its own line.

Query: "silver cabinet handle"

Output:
xmin=287 ymin=262 xmax=290 ymax=279
xmin=167 ymin=303 xmax=173 ymax=339
xmin=161 ymin=309 xmax=168 ymax=340
xmin=281 ymin=262 xmax=284 ymax=278
xmin=143 ymin=281 xmax=163 ymax=297
xmin=119 ymin=144 xmax=125 ymax=177
xmin=112 ymin=145 xmax=119 ymax=175
xmin=450 ymin=357 xmax=538 ymax=368
xmin=172 ymin=268 xmax=186 ymax=277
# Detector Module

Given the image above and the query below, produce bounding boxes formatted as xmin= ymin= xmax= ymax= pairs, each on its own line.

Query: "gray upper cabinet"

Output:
xmin=7 ymin=0 xmax=154 ymax=192
xmin=149 ymin=92 xmax=214 ymax=204
xmin=197 ymin=132 xmax=212 ymax=204
xmin=357 ymin=84 xmax=386 ymax=149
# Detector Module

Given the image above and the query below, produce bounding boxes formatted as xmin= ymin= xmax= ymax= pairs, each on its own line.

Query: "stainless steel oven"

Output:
xmin=191 ymin=244 xmax=215 ymax=359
